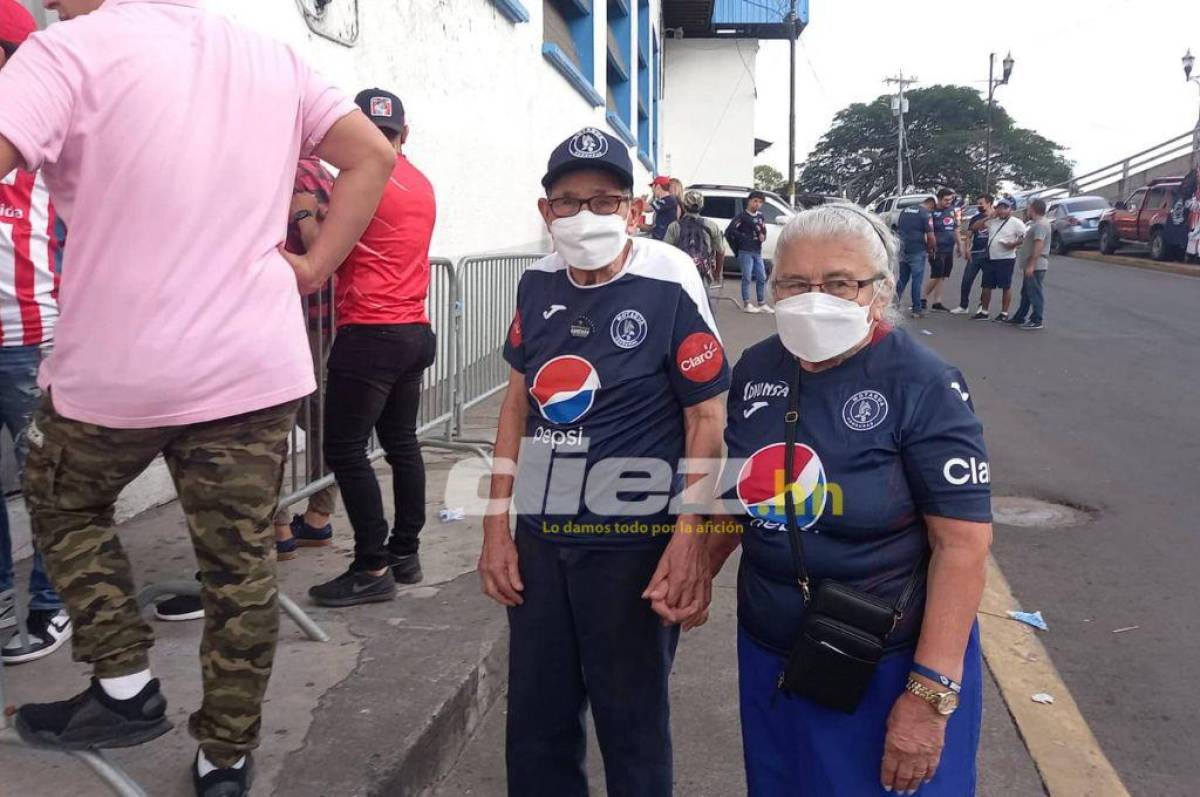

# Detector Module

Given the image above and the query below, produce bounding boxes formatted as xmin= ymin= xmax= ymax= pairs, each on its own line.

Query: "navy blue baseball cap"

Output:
xmin=355 ymin=88 xmax=405 ymax=135
xmin=542 ymin=127 xmax=634 ymax=192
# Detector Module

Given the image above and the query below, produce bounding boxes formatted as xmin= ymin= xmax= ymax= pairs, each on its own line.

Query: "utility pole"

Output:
xmin=884 ymin=72 xmax=917 ymax=197
xmin=984 ymin=51 xmax=1015 ymax=195
xmin=786 ymin=0 xmax=798 ymax=208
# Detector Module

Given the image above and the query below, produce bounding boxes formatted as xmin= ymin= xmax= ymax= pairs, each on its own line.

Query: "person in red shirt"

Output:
xmin=307 ymin=88 xmax=437 ymax=607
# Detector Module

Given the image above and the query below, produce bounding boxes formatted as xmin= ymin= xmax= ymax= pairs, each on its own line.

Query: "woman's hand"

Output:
xmin=880 ymin=691 xmax=948 ymax=794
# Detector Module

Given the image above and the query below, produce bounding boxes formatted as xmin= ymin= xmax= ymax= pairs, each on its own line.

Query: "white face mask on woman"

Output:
xmin=549 ymin=211 xmax=629 ymax=271
xmin=774 ymin=289 xmax=875 ymax=363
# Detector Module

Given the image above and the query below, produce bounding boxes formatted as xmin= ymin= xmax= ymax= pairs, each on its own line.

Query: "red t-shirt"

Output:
xmin=335 ymin=154 xmax=436 ymax=327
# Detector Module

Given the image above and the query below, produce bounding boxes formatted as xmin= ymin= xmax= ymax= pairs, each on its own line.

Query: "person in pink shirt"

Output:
xmin=0 ymin=1 xmax=395 ymax=794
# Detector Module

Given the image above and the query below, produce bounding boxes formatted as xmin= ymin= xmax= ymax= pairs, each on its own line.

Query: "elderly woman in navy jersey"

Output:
xmin=703 ymin=203 xmax=993 ymax=796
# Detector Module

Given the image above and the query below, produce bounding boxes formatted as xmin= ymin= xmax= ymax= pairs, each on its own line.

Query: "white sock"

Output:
xmin=98 ymin=669 xmax=152 ymax=701
xmin=197 ymin=749 xmax=245 ymax=776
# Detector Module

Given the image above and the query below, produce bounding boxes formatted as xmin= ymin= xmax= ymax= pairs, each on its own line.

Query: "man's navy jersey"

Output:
xmin=650 ymin=195 xmax=679 ymax=240
xmin=931 ymin=207 xmax=958 ymax=252
xmin=730 ymin=210 xmax=766 ymax=254
xmin=969 ymin=214 xmax=990 ymax=254
xmin=720 ymin=328 xmax=991 ymax=655
xmin=896 ymin=206 xmax=934 ymax=254
xmin=504 ymin=238 xmax=731 ymax=547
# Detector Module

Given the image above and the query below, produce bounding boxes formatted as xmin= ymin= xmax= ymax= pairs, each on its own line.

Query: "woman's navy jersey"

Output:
xmin=503 ymin=238 xmax=731 ymax=547
xmin=721 ymin=328 xmax=991 ymax=654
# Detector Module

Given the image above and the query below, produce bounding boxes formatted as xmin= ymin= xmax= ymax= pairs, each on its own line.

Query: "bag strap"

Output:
xmin=782 ymin=359 xmax=928 ymax=623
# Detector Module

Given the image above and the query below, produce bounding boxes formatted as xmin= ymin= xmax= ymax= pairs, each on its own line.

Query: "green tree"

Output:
xmin=798 ymin=85 xmax=1073 ymax=206
xmin=754 ymin=164 xmax=785 ymax=193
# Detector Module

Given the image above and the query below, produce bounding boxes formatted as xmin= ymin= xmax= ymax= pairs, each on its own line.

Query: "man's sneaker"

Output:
xmin=389 ymin=553 xmax=423 ymax=586
xmin=2 ymin=609 xmax=72 ymax=664
xmin=910 ymin=308 xmax=925 ymax=319
xmin=1003 ymin=316 xmax=1026 ymax=325
xmin=290 ymin=514 xmax=333 ymax=547
xmin=194 ymin=750 xmax=254 ymax=797
xmin=15 ymin=677 xmax=172 ymax=749
xmin=155 ymin=595 xmax=204 ymax=622
xmin=971 ymin=310 xmax=989 ymax=320
xmin=759 ymin=304 xmax=775 ymax=314
xmin=309 ymin=568 xmax=396 ymax=607
xmin=1020 ymin=321 xmax=1044 ymax=330
xmin=949 ymin=306 xmax=970 ymax=315
xmin=743 ymin=303 xmax=760 ymax=314
xmin=930 ymin=303 xmax=950 ymax=312
xmin=992 ymin=312 xmax=1009 ymax=323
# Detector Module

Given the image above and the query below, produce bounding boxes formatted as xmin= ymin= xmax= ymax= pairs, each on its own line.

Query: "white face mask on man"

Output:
xmin=549 ymin=211 xmax=629 ymax=271
xmin=773 ymin=288 xmax=876 ymax=363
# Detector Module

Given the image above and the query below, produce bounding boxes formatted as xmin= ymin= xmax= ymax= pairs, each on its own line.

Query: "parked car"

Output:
xmin=688 ymin=184 xmax=795 ymax=272
xmin=871 ymin=193 xmax=935 ymax=230
xmin=1097 ymin=178 xmax=1183 ymax=261
xmin=795 ymin=192 xmax=846 ymax=210
xmin=1045 ymin=196 xmax=1110 ymax=254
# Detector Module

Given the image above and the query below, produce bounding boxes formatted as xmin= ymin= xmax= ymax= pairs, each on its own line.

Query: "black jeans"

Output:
xmin=323 ymin=323 xmax=436 ymax=572
xmin=506 ymin=531 xmax=679 ymax=797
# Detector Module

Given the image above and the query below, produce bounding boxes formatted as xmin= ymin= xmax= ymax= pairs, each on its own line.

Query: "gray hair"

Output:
xmin=771 ymin=202 xmax=900 ymax=323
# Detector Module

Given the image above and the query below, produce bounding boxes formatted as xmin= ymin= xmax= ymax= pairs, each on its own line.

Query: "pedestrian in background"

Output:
xmin=0 ymin=0 xmax=69 ymax=667
xmin=924 ymin=188 xmax=963 ymax=312
xmin=0 ymin=1 xmax=395 ymax=794
xmin=644 ymin=175 xmax=679 ymax=240
xmin=705 ymin=204 xmax=992 ymax=796
xmin=729 ymin=190 xmax=772 ymax=313
xmin=309 ymin=88 xmax=438 ymax=608
xmin=951 ymin=194 xmax=993 ymax=314
xmin=895 ymin=196 xmax=936 ymax=318
xmin=1006 ymin=198 xmax=1050 ymax=330
xmin=975 ymin=199 xmax=1026 ymax=321
xmin=665 ymin=189 xmax=725 ymax=287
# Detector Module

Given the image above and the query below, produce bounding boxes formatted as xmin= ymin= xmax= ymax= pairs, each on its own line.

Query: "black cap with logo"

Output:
xmin=355 ymin=88 xmax=405 ymax=135
xmin=542 ymin=127 xmax=633 ymax=192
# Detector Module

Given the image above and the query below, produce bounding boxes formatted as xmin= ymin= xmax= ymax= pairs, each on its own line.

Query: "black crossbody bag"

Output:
xmin=776 ymin=363 xmax=926 ymax=714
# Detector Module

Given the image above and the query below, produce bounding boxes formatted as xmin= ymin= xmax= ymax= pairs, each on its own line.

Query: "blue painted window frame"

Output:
xmin=543 ymin=0 xmax=601 ymax=106
xmin=606 ymin=0 xmax=633 ymax=144
xmin=489 ymin=0 xmax=530 ymax=23
xmin=636 ymin=0 xmax=651 ymax=164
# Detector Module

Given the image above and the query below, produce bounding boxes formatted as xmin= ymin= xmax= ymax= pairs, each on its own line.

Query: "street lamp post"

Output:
xmin=1184 ymin=49 xmax=1200 ymax=168
xmin=983 ymin=51 xmax=1014 ymax=195
xmin=786 ymin=0 xmax=798 ymax=208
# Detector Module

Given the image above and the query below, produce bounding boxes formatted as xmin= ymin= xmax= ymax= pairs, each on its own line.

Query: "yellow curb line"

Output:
xmin=1069 ymin=250 xmax=1200 ymax=278
xmin=979 ymin=556 xmax=1130 ymax=797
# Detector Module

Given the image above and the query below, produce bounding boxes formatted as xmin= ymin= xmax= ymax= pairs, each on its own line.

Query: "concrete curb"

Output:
xmin=1068 ymin=250 xmax=1200 ymax=278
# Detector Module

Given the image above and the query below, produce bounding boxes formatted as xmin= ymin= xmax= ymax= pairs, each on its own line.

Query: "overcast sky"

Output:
xmin=753 ymin=0 xmax=1200 ymax=189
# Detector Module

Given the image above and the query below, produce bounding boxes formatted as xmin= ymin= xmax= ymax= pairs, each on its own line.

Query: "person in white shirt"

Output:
xmin=974 ymin=199 xmax=1026 ymax=322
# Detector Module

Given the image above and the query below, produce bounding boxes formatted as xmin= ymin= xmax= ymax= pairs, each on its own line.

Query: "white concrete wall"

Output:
xmin=660 ymin=38 xmax=758 ymax=187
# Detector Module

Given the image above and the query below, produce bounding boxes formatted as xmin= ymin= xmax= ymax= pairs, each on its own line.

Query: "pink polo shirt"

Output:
xmin=0 ymin=0 xmax=356 ymax=428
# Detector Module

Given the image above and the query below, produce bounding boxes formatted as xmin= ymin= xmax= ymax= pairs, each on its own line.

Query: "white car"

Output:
xmin=687 ymin=184 xmax=795 ymax=271
xmin=871 ymin=193 xmax=935 ymax=230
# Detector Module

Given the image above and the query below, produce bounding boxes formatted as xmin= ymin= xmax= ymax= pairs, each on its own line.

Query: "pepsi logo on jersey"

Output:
xmin=530 ymin=355 xmax=600 ymax=424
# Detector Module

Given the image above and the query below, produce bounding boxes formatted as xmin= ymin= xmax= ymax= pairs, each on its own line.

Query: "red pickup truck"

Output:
xmin=1097 ymin=177 xmax=1183 ymax=261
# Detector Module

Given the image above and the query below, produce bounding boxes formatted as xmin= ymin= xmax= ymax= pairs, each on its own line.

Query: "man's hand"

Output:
xmin=880 ymin=690 xmax=949 ymax=794
xmin=478 ymin=515 xmax=524 ymax=607
xmin=290 ymin=191 xmax=318 ymax=218
xmin=642 ymin=515 xmax=711 ymax=626
xmin=1024 ymin=264 xmax=1035 ymax=278
xmin=279 ymin=248 xmax=323 ymax=295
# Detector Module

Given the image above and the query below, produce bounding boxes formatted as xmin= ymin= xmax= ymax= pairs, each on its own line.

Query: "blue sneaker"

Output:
xmin=290 ymin=514 xmax=333 ymax=547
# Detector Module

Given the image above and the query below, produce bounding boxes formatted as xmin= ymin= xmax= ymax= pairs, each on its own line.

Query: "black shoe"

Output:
xmin=930 ymin=302 xmax=950 ymax=312
xmin=991 ymin=312 xmax=1009 ymax=323
xmin=1020 ymin=321 xmax=1044 ymax=330
xmin=15 ymin=677 xmax=172 ymax=749
xmin=971 ymin=310 xmax=989 ymax=320
xmin=2 ymin=609 xmax=72 ymax=664
xmin=388 ymin=553 xmax=423 ymax=585
xmin=155 ymin=594 xmax=204 ymax=622
xmin=1003 ymin=316 xmax=1026 ymax=325
xmin=194 ymin=750 xmax=254 ymax=797
xmin=308 ymin=568 xmax=396 ymax=607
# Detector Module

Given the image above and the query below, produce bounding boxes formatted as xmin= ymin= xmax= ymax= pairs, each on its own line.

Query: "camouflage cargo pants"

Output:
xmin=22 ymin=396 xmax=299 ymax=766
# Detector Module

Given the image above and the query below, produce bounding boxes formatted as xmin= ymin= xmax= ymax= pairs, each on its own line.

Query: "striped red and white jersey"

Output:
xmin=0 ymin=169 xmax=60 ymax=347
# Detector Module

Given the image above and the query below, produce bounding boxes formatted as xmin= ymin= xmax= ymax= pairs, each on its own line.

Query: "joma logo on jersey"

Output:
xmin=0 ymin=204 xmax=25 ymax=220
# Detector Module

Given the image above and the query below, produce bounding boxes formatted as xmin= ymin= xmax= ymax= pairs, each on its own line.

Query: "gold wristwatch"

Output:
xmin=905 ymin=677 xmax=959 ymax=716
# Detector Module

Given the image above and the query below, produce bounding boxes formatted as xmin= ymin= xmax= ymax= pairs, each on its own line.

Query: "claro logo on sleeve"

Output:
xmin=677 ymin=332 xmax=724 ymax=383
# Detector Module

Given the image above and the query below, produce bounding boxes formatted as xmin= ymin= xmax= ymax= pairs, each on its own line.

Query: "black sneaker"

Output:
xmin=1003 ymin=316 xmax=1026 ymax=325
xmin=308 ymin=568 xmax=396 ymax=607
xmin=194 ymin=750 xmax=254 ymax=797
xmin=1020 ymin=321 xmax=1044 ymax=330
xmin=2 ymin=609 xmax=72 ymax=664
xmin=971 ymin=310 xmax=989 ymax=320
xmin=155 ymin=594 xmax=204 ymax=622
xmin=389 ymin=553 xmax=423 ymax=586
xmin=991 ymin=312 xmax=1009 ymax=323
xmin=15 ymin=677 xmax=172 ymax=749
